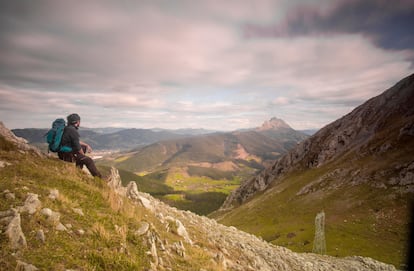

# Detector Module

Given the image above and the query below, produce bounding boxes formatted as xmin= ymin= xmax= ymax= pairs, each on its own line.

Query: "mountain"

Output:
xmin=12 ymin=127 xmax=192 ymax=151
xmin=0 ymin=121 xmax=397 ymax=270
xmin=213 ymin=73 xmax=414 ymax=268
xmin=257 ymin=117 xmax=292 ymax=130
xmin=255 ymin=117 xmax=309 ymax=147
xmin=87 ymin=128 xmax=186 ymax=150
xmin=107 ymin=130 xmax=296 ymax=173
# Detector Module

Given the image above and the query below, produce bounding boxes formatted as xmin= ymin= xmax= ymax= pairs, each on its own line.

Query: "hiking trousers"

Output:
xmin=58 ymin=146 xmax=102 ymax=178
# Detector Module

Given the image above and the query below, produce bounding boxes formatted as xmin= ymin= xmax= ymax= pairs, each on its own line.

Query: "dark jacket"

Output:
xmin=60 ymin=125 xmax=82 ymax=152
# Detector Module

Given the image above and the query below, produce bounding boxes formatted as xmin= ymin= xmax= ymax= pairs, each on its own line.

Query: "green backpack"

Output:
xmin=45 ymin=118 xmax=72 ymax=152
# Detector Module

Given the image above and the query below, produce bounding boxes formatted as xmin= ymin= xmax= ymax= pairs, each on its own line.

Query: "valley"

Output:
xmin=95 ymin=118 xmax=306 ymax=215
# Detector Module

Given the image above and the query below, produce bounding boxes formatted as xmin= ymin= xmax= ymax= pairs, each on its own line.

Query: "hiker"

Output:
xmin=58 ymin=113 xmax=102 ymax=178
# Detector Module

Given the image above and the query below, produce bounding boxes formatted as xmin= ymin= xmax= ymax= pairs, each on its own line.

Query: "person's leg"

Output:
xmin=58 ymin=152 xmax=75 ymax=162
xmin=76 ymin=153 xmax=102 ymax=178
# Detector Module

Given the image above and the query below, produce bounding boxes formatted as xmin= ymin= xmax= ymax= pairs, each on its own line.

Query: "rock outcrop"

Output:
xmin=0 ymin=122 xmax=43 ymax=156
xmin=222 ymin=73 xmax=414 ymax=209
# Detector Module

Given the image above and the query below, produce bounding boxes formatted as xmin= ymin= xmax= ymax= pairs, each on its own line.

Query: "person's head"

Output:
xmin=67 ymin=113 xmax=81 ymax=128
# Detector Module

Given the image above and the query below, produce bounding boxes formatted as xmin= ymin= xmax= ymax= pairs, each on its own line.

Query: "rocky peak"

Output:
xmin=257 ymin=117 xmax=292 ymax=131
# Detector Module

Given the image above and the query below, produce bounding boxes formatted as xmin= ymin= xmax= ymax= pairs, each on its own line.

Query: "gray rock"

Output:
xmin=72 ymin=208 xmax=84 ymax=216
xmin=5 ymin=210 xmax=27 ymax=250
xmin=36 ymin=229 xmax=45 ymax=243
xmin=56 ymin=223 xmax=67 ymax=231
xmin=41 ymin=208 xmax=61 ymax=225
xmin=15 ymin=260 xmax=38 ymax=271
xmin=18 ymin=193 xmax=41 ymax=214
xmin=48 ymin=189 xmax=59 ymax=200
xmin=138 ymin=195 xmax=154 ymax=211
xmin=0 ymin=160 xmax=12 ymax=168
xmin=40 ymin=208 xmax=53 ymax=217
xmin=126 ymin=181 xmax=139 ymax=200
xmin=135 ymin=222 xmax=150 ymax=236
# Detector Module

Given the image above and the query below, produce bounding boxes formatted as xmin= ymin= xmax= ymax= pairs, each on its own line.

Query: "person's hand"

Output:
xmin=86 ymin=144 xmax=92 ymax=153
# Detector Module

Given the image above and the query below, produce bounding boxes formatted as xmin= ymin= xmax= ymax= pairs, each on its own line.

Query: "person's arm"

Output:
xmin=80 ymin=141 xmax=92 ymax=153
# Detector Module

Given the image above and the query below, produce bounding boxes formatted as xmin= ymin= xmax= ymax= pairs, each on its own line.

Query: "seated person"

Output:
xmin=58 ymin=113 xmax=102 ymax=178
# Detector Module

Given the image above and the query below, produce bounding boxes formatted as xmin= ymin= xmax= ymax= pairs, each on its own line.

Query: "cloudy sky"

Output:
xmin=1 ymin=0 xmax=413 ymax=131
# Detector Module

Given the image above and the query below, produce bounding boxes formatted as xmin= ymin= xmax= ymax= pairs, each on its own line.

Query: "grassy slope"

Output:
xmin=214 ymin=142 xmax=413 ymax=268
xmin=0 ymin=142 xmax=149 ymax=270
xmin=0 ymin=136 xmax=224 ymax=270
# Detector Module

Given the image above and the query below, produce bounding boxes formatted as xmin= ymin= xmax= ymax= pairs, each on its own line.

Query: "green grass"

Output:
xmin=214 ymin=149 xmax=413 ymax=268
xmin=144 ymin=167 xmax=241 ymax=215
xmin=0 ymin=142 xmax=150 ymax=270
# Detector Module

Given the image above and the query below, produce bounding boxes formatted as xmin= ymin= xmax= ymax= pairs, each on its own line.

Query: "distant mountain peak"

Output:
xmin=257 ymin=117 xmax=292 ymax=131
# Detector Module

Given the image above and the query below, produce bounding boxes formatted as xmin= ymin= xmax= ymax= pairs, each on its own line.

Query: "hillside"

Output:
xmin=214 ymin=73 xmax=414 ymax=268
xmin=0 ymin=122 xmax=397 ymax=270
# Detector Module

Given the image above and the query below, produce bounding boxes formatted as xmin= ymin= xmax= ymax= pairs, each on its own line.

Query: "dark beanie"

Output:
xmin=67 ymin=113 xmax=81 ymax=124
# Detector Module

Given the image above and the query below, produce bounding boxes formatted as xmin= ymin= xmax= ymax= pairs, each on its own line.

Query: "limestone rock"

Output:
xmin=56 ymin=223 xmax=67 ymax=231
xmin=138 ymin=195 xmax=154 ymax=211
xmin=0 ymin=160 xmax=12 ymax=168
xmin=36 ymin=229 xmax=45 ymax=243
xmin=15 ymin=260 xmax=38 ymax=271
xmin=18 ymin=193 xmax=41 ymax=214
xmin=107 ymin=167 xmax=126 ymax=196
xmin=135 ymin=221 xmax=150 ymax=236
xmin=126 ymin=181 xmax=139 ymax=200
xmin=41 ymin=208 xmax=61 ymax=225
xmin=48 ymin=189 xmax=59 ymax=201
xmin=72 ymin=208 xmax=84 ymax=216
xmin=5 ymin=210 xmax=27 ymax=250
xmin=5 ymin=191 xmax=15 ymax=200
xmin=166 ymin=216 xmax=192 ymax=244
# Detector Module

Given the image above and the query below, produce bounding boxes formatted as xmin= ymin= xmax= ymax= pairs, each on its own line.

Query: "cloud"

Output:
xmin=0 ymin=1 xmax=413 ymax=130
xmin=243 ymin=0 xmax=414 ymax=51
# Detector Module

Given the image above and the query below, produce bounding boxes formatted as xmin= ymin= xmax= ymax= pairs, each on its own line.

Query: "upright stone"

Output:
xmin=312 ymin=211 xmax=326 ymax=254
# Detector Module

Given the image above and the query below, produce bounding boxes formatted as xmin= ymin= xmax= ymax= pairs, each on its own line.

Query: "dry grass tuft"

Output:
xmin=92 ymin=222 xmax=111 ymax=242
xmin=104 ymin=189 xmax=124 ymax=212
